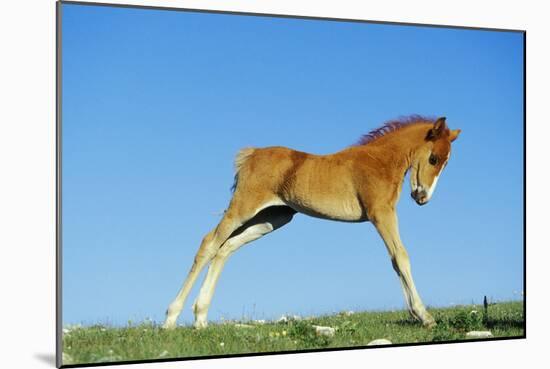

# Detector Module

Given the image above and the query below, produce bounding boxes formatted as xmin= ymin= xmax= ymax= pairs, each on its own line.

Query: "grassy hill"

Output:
xmin=62 ymin=300 xmax=524 ymax=366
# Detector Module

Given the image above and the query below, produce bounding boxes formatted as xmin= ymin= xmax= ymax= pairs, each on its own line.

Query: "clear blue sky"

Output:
xmin=61 ymin=4 xmax=524 ymax=326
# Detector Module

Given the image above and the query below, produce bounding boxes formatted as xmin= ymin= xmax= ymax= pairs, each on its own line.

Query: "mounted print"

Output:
xmin=57 ymin=1 xmax=525 ymax=367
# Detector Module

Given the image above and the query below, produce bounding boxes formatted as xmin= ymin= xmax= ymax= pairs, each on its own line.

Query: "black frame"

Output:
xmin=56 ymin=1 xmax=527 ymax=367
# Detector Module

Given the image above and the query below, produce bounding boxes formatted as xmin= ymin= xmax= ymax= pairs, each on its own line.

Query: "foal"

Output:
xmin=163 ymin=116 xmax=461 ymax=329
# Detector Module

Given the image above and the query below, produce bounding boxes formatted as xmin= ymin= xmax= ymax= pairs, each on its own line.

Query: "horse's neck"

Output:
xmin=346 ymin=127 xmax=426 ymax=177
xmin=365 ymin=145 xmax=411 ymax=176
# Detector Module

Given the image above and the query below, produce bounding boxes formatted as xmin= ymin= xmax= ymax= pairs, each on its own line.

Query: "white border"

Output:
xmin=1 ymin=1 xmax=547 ymax=368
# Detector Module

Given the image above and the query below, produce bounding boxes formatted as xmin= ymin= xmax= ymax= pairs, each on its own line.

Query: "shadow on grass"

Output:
xmin=389 ymin=318 xmax=422 ymax=327
xmin=391 ymin=315 xmax=525 ymax=331
xmin=485 ymin=317 xmax=525 ymax=330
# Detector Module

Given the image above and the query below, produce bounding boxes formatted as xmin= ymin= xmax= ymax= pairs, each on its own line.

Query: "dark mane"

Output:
xmin=355 ymin=115 xmax=436 ymax=146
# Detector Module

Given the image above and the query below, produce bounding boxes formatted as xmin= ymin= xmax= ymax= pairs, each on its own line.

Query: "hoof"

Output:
xmin=162 ymin=314 xmax=178 ymax=330
xmin=422 ymin=314 xmax=437 ymax=329
xmin=161 ymin=321 xmax=177 ymax=330
xmin=424 ymin=320 xmax=437 ymax=329
xmin=193 ymin=320 xmax=208 ymax=329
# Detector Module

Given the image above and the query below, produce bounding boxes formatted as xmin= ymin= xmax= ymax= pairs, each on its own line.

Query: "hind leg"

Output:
xmin=192 ymin=206 xmax=295 ymax=328
xmin=163 ymin=194 xmax=283 ymax=329
xmin=162 ymin=227 xmax=219 ymax=329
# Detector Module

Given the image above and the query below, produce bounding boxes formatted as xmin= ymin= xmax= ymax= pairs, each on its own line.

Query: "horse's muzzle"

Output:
xmin=411 ymin=189 xmax=428 ymax=206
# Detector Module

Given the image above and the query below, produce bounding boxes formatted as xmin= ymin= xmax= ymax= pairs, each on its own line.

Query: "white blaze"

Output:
xmin=426 ymin=174 xmax=440 ymax=200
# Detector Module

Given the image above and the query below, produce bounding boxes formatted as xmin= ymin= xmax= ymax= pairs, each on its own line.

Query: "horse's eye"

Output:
xmin=429 ymin=154 xmax=438 ymax=166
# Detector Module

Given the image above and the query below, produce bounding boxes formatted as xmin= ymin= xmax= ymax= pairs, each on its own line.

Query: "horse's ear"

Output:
xmin=426 ymin=117 xmax=447 ymax=141
xmin=449 ymin=129 xmax=461 ymax=142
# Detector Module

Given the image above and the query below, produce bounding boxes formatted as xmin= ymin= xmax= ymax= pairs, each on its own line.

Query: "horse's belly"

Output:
xmin=285 ymin=198 xmax=367 ymax=223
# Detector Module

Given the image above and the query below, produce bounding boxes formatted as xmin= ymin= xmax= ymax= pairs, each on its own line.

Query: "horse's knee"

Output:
xmin=391 ymin=247 xmax=410 ymax=270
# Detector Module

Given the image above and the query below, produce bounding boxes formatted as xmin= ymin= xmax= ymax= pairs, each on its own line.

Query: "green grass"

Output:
xmin=62 ymin=301 xmax=524 ymax=366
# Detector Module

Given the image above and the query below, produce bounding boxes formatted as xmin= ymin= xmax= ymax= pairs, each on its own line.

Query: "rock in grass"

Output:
xmin=466 ymin=331 xmax=493 ymax=338
xmin=313 ymin=325 xmax=336 ymax=337
xmin=367 ymin=338 xmax=392 ymax=346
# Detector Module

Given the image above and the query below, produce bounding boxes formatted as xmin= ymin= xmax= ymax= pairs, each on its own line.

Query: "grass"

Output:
xmin=62 ymin=300 xmax=524 ymax=366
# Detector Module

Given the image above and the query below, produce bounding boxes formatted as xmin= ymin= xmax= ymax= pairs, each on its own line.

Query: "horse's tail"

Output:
xmin=231 ymin=147 xmax=256 ymax=192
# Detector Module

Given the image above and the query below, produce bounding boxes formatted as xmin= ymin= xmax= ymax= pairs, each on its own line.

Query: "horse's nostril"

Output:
xmin=412 ymin=189 xmax=428 ymax=205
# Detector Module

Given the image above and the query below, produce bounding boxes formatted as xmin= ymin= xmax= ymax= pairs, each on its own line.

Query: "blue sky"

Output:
xmin=61 ymin=4 xmax=524 ymax=326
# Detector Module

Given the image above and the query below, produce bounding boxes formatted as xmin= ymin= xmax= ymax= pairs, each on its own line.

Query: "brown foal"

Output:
xmin=163 ymin=115 xmax=461 ymax=329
